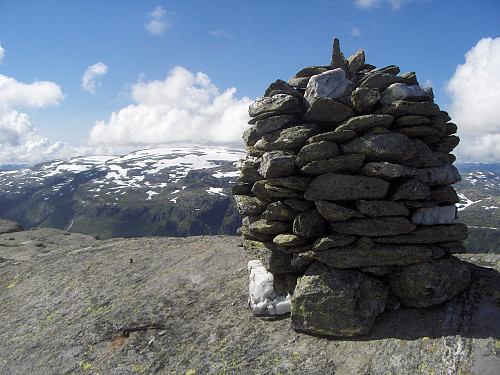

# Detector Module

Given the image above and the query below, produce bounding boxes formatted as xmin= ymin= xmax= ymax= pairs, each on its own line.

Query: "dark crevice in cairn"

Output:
xmin=233 ymin=38 xmax=470 ymax=337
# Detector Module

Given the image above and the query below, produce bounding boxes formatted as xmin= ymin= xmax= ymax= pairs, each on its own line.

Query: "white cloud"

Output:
xmin=0 ymin=73 xmax=85 ymax=165
xmin=351 ymin=27 xmax=361 ymax=37
xmin=210 ymin=29 xmax=234 ymax=40
xmin=81 ymin=62 xmax=108 ymax=95
xmin=445 ymin=37 xmax=500 ymax=162
xmin=0 ymin=42 xmax=5 ymax=64
xmin=89 ymin=66 xmax=252 ymax=149
xmin=355 ymin=0 xmax=424 ymax=9
xmin=145 ymin=6 xmax=170 ymax=35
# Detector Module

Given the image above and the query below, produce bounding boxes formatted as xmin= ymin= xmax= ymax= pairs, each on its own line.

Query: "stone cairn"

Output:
xmin=233 ymin=39 xmax=471 ymax=337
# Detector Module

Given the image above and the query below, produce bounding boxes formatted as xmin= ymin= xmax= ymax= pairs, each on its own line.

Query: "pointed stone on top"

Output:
xmin=330 ymin=38 xmax=349 ymax=76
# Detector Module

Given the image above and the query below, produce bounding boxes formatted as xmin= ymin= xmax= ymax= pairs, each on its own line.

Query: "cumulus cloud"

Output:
xmin=445 ymin=37 xmax=500 ymax=162
xmin=81 ymin=62 xmax=108 ymax=94
xmin=0 ymin=73 xmax=84 ymax=165
xmin=145 ymin=6 xmax=169 ymax=35
xmin=0 ymin=42 xmax=5 ymax=64
xmin=355 ymin=0 xmax=424 ymax=9
xmin=89 ymin=66 xmax=252 ymax=149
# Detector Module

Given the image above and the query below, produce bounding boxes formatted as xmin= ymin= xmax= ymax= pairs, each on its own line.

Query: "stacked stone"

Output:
xmin=233 ymin=39 xmax=470 ymax=337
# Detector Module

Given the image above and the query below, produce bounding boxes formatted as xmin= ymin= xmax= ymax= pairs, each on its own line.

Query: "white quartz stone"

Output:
xmin=304 ymin=68 xmax=353 ymax=106
xmin=380 ymin=83 xmax=434 ymax=106
xmin=412 ymin=205 xmax=457 ymax=225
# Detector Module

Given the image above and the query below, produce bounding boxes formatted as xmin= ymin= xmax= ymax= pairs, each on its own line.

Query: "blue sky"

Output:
xmin=0 ymin=0 xmax=499 ymax=165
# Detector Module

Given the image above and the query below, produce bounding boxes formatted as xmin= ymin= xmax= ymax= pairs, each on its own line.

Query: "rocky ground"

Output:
xmin=1 ymin=226 xmax=499 ymax=374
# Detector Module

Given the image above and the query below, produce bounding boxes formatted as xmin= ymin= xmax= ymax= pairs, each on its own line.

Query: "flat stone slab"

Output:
xmin=374 ymin=223 xmax=469 ymax=244
xmin=249 ymin=94 xmax=300 ymax=117
xmin=330 ymin=217 xmax=417 ymax=237
xmin=412 ymin=206 xmax=457 ymax=225
xmin=305 ymin=173 xmax=390 ymax=201
xmin=335 ymin=114 xmax=394 ymax=134
xmin=302 ymin=98 xmax=354 ymax=124
xmin=341 ymin=133 xmax=416 ymax=163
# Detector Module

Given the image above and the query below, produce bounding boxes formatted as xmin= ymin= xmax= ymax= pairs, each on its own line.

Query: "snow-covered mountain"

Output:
xmin=0 ymin=147 xmax=244 ymax=239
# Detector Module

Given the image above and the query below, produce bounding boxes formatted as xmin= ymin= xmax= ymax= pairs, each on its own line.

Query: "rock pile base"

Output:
xmin=234 ymin=39 xmax=470 ymax=337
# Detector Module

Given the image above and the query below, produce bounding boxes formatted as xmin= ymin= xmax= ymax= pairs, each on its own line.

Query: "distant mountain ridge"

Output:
xmin=1 ymin=148 xmax=498 ymax=253
xmin=0 ymin=147 xmax=244 ymax=239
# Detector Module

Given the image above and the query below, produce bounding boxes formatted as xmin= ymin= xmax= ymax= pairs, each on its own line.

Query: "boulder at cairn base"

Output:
xmin=291 ymin=262 xmax=388 ymax=337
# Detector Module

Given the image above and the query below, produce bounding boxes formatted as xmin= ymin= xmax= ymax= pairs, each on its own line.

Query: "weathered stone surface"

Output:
xmin=302 ymin=98 xmax=354 ymax=124
xmin=341 ymin=133 xmax=416 ymax=163
xmin=330 ymin=37 xmax=349 ymax=75
xmin=430 ymin=135 xmax=460 ymax=153
xmin=393 ymin=115 xmax=430 ymax=128
xmin=350 ymin=87 xmax=381 ymax=114
xmin=242 ymin=126 xmax=261 ymax=146
xmin=283 ymin=199 xmax=315 ymax=212
xmin=273 ymin=233 xmax=310 ymax=247
xmin=0 ymin=218 xmax=24 ymax=235
xmin=301 ymin=154 xmax=366 ymax=175
xmin=416 ymin=165 xmax=461 ymax=186
xmin=358 ymin=71 xmax=407 ymax=91
xmin=390 ymin=179 xmax=431 ymax=201
xmin=389 ymin=256 xmax=471 ymax=308
xmin=313 ymin=234 xmax=357 ymax=250
xmin=255 ymin=115 xmax=297 ymax=134
xmin=306 ymin=243 xmax=436 ymax=268
xmin=356 ymin=200 xmax=409 ymax=217
xmin=412 ymin=206 xmax=456 ymax=225
xmin=249 ymin=94 xmax=300 ymax=117
xmin=400 ymin=71 xmax=419 ymax=85
xmin=258 ymin=151 xmax=296 ymax=178
xmin=251 ymin=180 xmax=303 ymax=201
xmin=266 ymin=176 xmax=313 ymax=191
xmin=315 ymin=200 xmax=364 ymax=222
xmin=335 ymin=114 xmax=394 ymax=134
xmin=291 ymin=263 xmax=387 ymax=337
xmin=402 ymin=140 xmax=444 ymax=168
xmin=238 ymin=165 xmax=263 ymax=183
xmin=287 ymin=76 xmax=311 ymax=89
xmin=380 ymin=83 xmax=433 ymax=106
xmin=293 ymin=209 xmax=326 ymax=238
xmin=234 ymin=195 xmax=269 ymax=215
xmin=296 ymin=141 xmax=339 ymax=167
xmin=264 ymin=79 xmax=297 ymax=97
xmin=248 ymin=260 xmax=292 ymax=315
xmin=330 ymin=217 xmax=416 ymax=237
xmin=261 ymin=201 xmax=299 ymax=221
xmin=294 ymin=66 xmax=330 ymax=78
xmin=347 ymin=49 xmax=365 ymax=77
xmin=393 ymin=126 xmax=443 ymax=139
xmin=430 ymin=185 xmax=460 ymax=204
xmin=231 ymin=183 xmax=252 ymax=195
xmin=244 ymin=240 xmax=294 ymax=274
xmin=304 ymin=69 xmax=353 ymax=105
xmin=361 ymin=162 xmax=417 ymax=180
xmin=249 ymin=219 xmax=292 ymax=236
xmin=304 ymin=173 xmax=390 ymax=201
xmin=374 ymin=223 xmax=468 ymax=244
xmin=308 ymin=129 xmax=357 ymax=144
xmin=261 ymin=124 xmax=320 ymax=151
xmin=379 ymin=100 xmax=440 ymax=117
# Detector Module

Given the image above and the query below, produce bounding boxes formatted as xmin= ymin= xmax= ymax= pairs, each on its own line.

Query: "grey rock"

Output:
xmin=354 ymin=236 xmax=375 ymax=249
xmin=412 ymin=206 xmax=457 ymax=225
xmin=374 ymin=223 xmax=469 ymax=244
xmin=416 ymin=165 xmax=461 ymax=186
xmin=294 ymin=65 xmax=331 ymax=78
xmin=234 ymin=195 xmax=269 ymax=215
xmin=273 ymin=233 xmax=310 ymax=247
xmin=330 ymin=217 xmax=416 ymax=237
xmin=261 ymin=201 xmax=299 ymax=221
xmin=390 ymin=178 xmax=431 ymax=201
xmin=356 ymin=200 xmax=409 ymax=217
xmin=261 ymin=124 xmax=320 ymax=151
xmin=330 ymin=37 xmax=349 ymax=75
xmin=283 ymin=199 xmax=315 ymax=212
xmin=341 ymin=133 xmax=416 ymax=163
xmin=361 ymin=162 xmax=417 ymax=180
xmin=264 ymin=79 xmax=297 ymax=97
xmin=287 ymin=76 xmax=311 ymax=89
xmin=400 ymin=71 xmax=419 ymax=85
xmin=302 ymin=98 xmax=354 ymax=124
xmin=429 ymin=135 xmax=460 ymax=154
xmin=335 ymin=114 xmax=394 ymax=135
xmin=393 ymin=115 xmax=430 ymax=128
xmin=255 ymin=115 xmax=297 ymax=134
xmin=231 ymin=183 xmax=252 ymax=195
xmin=249 ymin=219 xmax=293 ymax=236
xmin=307 ymin=129 xmax=357 ymax=144
xmin=266 ymin=176 xmax=313 ymax=191
xmin=249 ymin=94 xmax=300 ymax=117
xmin=258 ymin=151 xmax=296 ymax=178
xmin=358 ymin=71 xmax=407 ymax=91
xmin=430 ymin=185 xmax=460 ymax=204
xmin=402 ymin=140 xmax=444 ymax=168
xmin=305 ymin=173 xmax=390 ymax=201
xmin=244 ymin=239 xmax=294 ymax=274
xmin=293 ymin=209 xmax=326 ymax=238
xmin=394 ymin=126 xmax=443 ymax=139
xmin=347 ymin=49 xmax=365 ymax=77
xmin=378 ymin=100 xmax=440 ymax=117
xmin=242 ymin=126 xmax=261 ymax=146
xmin=304 ymin=69 xmax=353 ymax=105
xmin=0 ymin=218 xmax=24 ymax=235
xmin=307 ymin=243 xmax=436 ymax=268
xmin=315 ymin=200 xmax=365 ymax=222
xmin=350 ymin=87 xmax=381 ymax=114
xmin=389 ymin=256 xmax=471 ymax=308
xmin=313 ymin=234 xmax=357 ymax=250
xmin=380 ymin=83 xmax=434 ymax=106
xmin=238 ymin=165 xmax=263 ymax=184
xmin=301 ymin=154 xmax=366 ymax=175
xmin=291 ymin=263 xmax=387 ymax=337
xmin=296 ymin=141 xmax=339 ymax=167
xmin=251 ymin=180 xmax=303 ymax=201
